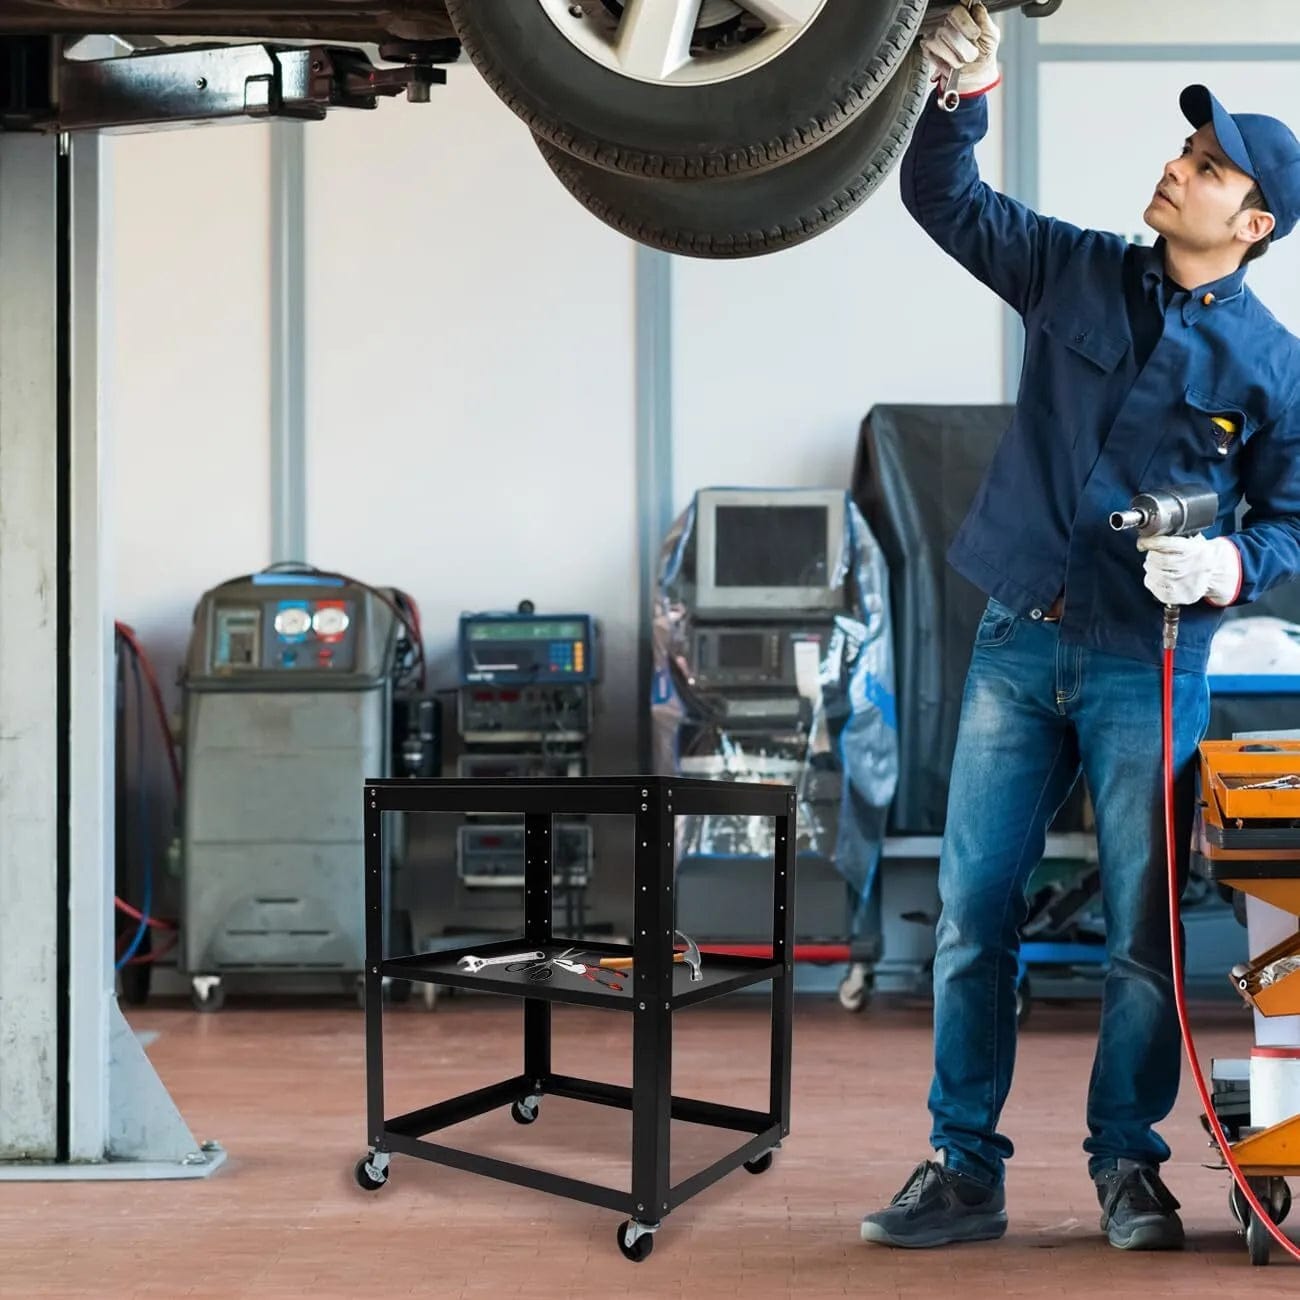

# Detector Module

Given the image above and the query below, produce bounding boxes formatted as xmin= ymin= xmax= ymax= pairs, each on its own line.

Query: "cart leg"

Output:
xmin=630 ymin=789 xmax=672 ymax=1230
xmin=523 ymin=813 xmax=554 ymax=1109
xmin=769 ymin=798 xmax=795 ymax=1139
xmin=364 ymin=794 xmax=386 ymax=1153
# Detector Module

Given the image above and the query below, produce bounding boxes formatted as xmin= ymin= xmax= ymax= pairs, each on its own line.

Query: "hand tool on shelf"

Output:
xmin=457 ymin=950 xmax=544 ymax=975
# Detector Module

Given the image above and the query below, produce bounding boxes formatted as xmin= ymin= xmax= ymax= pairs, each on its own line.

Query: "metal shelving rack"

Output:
xmin=353 ymin=775 xmax=796 ymax=1261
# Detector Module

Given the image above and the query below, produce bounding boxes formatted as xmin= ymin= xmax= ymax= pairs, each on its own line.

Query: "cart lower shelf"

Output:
xmin=354 ymin=1070 xmax=783 ymax=1261
xmin=380 ymin=937 xmax=784 ymax=1011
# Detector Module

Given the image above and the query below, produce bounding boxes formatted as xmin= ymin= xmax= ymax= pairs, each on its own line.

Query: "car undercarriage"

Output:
xmin=0 ymin=0 xmax=1066 ymax=255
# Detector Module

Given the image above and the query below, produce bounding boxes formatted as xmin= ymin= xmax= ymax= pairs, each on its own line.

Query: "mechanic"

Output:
xmin=859 ymin=2 xmax=1300 ymax=1254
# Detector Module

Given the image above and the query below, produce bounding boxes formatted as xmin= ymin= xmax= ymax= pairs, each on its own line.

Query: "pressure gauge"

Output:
xmin=273 ymin=605 xmax=312 ymax=639
xmin=312 ymin=604 xmax=350 ymax=638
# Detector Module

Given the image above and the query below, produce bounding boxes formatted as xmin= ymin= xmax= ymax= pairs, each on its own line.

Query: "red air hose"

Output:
xmin=1162 ymin=645 xmax=1300 ymax=1262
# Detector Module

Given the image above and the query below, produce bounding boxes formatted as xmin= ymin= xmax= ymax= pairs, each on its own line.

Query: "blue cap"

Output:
xmin=1181 ymin=85 xmax=1300 ymax=241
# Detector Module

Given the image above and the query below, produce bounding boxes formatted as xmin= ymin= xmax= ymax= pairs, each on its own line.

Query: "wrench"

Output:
xmin=937 ymin=0 xmax=974 ymax=113
xmin=938 ymin=65 xmax=962 ymax=112
xmin=1236 ymin=775 xmax=1300 ymax=791
xmin=457 ymin=950 xmax=544 ymax=974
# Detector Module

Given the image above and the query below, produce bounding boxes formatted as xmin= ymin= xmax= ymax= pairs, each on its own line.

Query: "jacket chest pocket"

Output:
xmin=1036 ymin=312 xmax=1129 ymax=444
xmin=1182 ymin=386 xmax=1258 ymax=463
xmin=1041 ymin=313 xmax=1129 ymax=375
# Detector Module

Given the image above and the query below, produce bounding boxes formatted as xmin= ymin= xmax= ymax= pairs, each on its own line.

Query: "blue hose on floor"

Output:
xmin=115 ymin=650 xmax=153 ymax=972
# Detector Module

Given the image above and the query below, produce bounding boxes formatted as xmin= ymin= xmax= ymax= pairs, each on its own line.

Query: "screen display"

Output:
xmin=214 ymin=607 xmax=260 ymax=669
xmin=717 ymin=632 xmax=767 ymax=670
xmin=714 ymin=506 xmax=829 ymax=588
xmin=468 ymin=620 xmax=586 ymax=642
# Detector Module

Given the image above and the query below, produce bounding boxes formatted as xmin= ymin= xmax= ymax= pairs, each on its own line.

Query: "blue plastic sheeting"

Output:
xmin=649 ymin=488 xmax=898 ymax=901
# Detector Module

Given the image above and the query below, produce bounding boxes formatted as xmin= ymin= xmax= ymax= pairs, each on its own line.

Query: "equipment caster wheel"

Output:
xmin=511 ymin=1097 xmax=540 ymax=1125
xmin=838 ymin=963 xmax=872 ymax=1013
xmin=744 ymin=1151 xmax=774 ymax=1175
xmin=1201 ymin=1111 xmax=1241 ymax=1144
xmin=353 ymin=1153 xmax=389 ymax=1191
xmin=1015 ymin=975 xmax=1031 ymax=1027
xmin=1267 ymin=1177 xmax=1291 ymax=1224
xmin=1247 ymin=1209 xmax=1271 ymax=1266
xmin=356 ymin=976 xmax=411 ymax=1010
xmin=190 ymin=976 xmax=225 ymax=1013
xmin=1230 ymin=1182 xmax=1249 ymax=1229
xmin=617 ymin=1219 xmax=657 ymax=1262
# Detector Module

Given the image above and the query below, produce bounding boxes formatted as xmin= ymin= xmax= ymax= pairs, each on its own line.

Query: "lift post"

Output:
xmin=0 ymin=31 xmax=445 ymax=1179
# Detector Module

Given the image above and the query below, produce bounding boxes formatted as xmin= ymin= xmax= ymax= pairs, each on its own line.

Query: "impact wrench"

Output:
xmin=1112 ymin=487 xmax=1300 ymax=1262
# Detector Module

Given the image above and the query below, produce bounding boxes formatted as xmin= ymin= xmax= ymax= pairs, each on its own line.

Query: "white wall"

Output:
xmin=301 ymin=67 xmax=640 ymax=762
xmin=1043 ymin=0 xmax=1300 ymax=45
xmin=105 ymin=124 xmax=272 ymax=701
xmin=671 ymin=93 xmax=1007 ymax=507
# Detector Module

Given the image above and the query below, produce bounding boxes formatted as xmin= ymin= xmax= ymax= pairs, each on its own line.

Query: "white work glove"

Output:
xmin=1138 ymin=534 xmax=1242 ymax=607
xmin=922 ymin=2 xmax=1002 ymax=98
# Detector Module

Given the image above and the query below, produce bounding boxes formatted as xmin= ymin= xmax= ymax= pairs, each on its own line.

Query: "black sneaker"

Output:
xmin=860 ymin=1160 xmax=1008 ymax=1249
xmin=1094 ymin=1160 xmax=1185 ymax=1251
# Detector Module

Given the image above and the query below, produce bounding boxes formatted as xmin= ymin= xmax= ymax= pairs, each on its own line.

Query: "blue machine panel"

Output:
xmin=458 ymin=612 xmax=597 ymax=685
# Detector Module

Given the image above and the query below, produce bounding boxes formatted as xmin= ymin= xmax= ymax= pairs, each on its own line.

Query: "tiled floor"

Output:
xmin=0 ymin=993 xmax=1291 ymax=1298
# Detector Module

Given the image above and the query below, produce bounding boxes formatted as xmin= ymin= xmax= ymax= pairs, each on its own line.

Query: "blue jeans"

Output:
xmin=928 ymin=598 xmax=1210 ymax=1188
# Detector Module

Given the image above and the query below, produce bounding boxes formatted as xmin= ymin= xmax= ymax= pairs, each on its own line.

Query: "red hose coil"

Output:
xmin=1164 ymin=646 xmax=1299 ymax=1262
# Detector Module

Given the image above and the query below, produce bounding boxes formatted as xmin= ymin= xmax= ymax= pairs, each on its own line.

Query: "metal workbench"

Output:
xmin=352 ymin=775 xmax=796 ymax=1261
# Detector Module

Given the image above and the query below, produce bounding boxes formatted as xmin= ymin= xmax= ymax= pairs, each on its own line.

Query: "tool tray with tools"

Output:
xmin=352 ymin=775 xmax=796 ymax=1262
xmin=383 ymin=935 xmax=781 ymax=1011
xmin=1190 ymin=739 xmax=1300 ymax=1264
xmin=1192 ymin=740 xmax=1300 ymax=1018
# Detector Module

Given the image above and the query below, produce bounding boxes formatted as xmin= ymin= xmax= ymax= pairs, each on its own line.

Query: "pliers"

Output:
xmin=553 ymin=958 xmax=624 ymax=992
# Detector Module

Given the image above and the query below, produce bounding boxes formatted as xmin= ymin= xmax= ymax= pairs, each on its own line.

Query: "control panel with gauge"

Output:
xmin=212 ymin=596 xmax=358 ymax=673
xmin=458 ymin=611 xmax=597 ymax=685
xmin=180 ymin=567 xmax=435 ymax=1007
xmin=457 ymin=684 xmax=591 ymax=742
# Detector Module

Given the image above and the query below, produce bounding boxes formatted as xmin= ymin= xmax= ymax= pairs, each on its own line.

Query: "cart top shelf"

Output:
xmin=364 ymin=774 xmax=797 ymax=818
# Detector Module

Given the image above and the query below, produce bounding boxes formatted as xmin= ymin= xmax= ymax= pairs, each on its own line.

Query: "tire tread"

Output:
xmin=536 ymin=53 xmax=929 ymax=258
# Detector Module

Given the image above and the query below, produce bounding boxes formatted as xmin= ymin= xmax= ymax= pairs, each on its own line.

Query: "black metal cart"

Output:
xmin=353 ymin=775 xmax=796 ymax=1261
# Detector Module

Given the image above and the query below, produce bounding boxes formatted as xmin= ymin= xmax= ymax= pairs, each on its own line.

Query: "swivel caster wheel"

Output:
xmin=1201 ymin=1111 xmax=1241 ymax=1145
xmin=1230 ymin=1181 xmax=1249 ymax=1230
xmin=1268 ymin=1177 xmax=1291 ymax=1224
xmin=744 ymin=1151 xmax=774 ymax=1175
xmin=1247 ymin=1209 xmax=1271 ymax=1266
xmin=353 ymin=1152 xmax=390 ymax=1191
xmin=190 ymin=976 xmax=225 ymax=1014
xmin=617 ymin=1219 xmax=657 ymax=1262
xmin=511 ymin=1096 xmax=541 ymax=1125
xmin=1015 ymin=975 xmax=1031 ymax=1027
xmin=838 ymin=963 xmax=872 ymax=1013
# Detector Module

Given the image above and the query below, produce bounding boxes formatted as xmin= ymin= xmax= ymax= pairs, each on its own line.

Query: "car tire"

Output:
xmin=445 ymin=0 xmax=927 ymax=180
xmin=534 ymin=43 xmax=929 ymax=258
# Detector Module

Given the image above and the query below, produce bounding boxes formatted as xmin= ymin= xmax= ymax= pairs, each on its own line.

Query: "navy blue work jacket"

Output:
xmin=899 ymin=93 xmax=1300 ymax=673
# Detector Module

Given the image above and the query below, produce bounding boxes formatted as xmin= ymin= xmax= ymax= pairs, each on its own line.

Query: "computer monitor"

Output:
xmin=693 ymin=488 xmax=847 ymax=616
